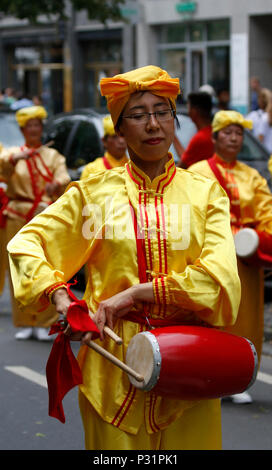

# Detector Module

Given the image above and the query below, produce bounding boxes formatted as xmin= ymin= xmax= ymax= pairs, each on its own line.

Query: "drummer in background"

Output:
xmin=268 ymin=155 xmax=272 ymax=179
xmin=190 ymin=110 xmax=272 ymax=403
xmin=80 ymin=114 xmax=128 ymax=179
xmin=0 ymin=105 xmax=71 ymax=341
xmin=7 ymin=66 xmax=240 ymax=450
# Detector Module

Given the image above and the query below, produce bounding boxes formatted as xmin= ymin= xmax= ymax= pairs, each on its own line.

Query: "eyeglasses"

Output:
xmin=122 ymin=109 xmax=175 ymax=125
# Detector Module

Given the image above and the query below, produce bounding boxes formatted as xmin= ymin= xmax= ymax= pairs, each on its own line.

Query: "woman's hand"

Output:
xmin=45 ymin=181 xmax=60 ymax=197
xmin=11 ymin=148 xmax=36 ymax=163
xmin=82 ymin=282 xmax=154 ymax=343
xmin=51 ymin=288 xmax=85 ymax=341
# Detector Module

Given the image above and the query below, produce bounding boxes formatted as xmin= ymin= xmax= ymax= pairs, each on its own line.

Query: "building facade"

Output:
xmin=0 ymin=0 xmax=272 ymax=115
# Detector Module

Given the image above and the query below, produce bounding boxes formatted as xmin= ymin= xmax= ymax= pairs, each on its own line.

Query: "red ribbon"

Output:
xmin=0 ymin=188 xmax=8 ymax=228
xmin=46 ymin=286 xmax=100 ymax=423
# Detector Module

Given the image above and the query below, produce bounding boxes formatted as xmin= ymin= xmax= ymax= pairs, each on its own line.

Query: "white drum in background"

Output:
xmin=234 ymin=228 xmax=259 ymax=259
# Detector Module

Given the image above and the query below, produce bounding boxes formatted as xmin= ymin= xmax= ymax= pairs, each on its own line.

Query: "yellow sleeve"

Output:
xmin=0 ymin=148 xmax=16 ymax=181
xmin=153 ymin=182 xmax=241 ymax=327
xmin=7 ymin=185 xmax=90 ymax=308
xmin=51 ymin=150 xmax=71 ymax=187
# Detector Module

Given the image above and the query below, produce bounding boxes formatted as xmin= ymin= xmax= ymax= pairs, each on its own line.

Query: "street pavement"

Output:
xmin=0 ymin=279 xmax=272 ymax=451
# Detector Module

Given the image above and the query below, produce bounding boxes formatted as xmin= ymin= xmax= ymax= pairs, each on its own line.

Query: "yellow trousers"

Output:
xmin=78 ymin=391 xmax=222 ymax=450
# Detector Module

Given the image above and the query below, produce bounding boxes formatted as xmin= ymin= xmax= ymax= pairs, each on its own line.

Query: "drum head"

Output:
xmin=125 ymin=331 xmax=161 ymax=391
xmin=234 ymin=228 xmax=259 ymax=258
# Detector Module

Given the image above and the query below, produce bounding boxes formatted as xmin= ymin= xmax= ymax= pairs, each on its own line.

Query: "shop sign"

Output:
xmin=120 ymin=1 xmax=140 ymax=24
xmin=176 ymin=2 xmax=197 ymax=15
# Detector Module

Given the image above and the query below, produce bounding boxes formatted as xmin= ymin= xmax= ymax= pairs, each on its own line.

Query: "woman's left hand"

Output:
xmin=45 ymin=181 xmax=60 ymax=197
xmin=82 ymin=282 xmax=154 ymax=343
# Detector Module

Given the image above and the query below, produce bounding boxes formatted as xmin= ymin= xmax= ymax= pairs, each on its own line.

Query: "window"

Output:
xmin=207 ymin=19 xmax=230 ymax=41
xmin=207 ymin=46 xmax=230 ymax=92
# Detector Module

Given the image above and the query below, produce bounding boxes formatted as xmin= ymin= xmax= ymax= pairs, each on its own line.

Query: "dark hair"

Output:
xmin=187 ymin=92 xmax=212 ymax=119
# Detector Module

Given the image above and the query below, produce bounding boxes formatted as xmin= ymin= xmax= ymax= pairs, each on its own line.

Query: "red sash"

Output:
xmin=103 ymin=156 xmax=112 ymax=170
xmin=0 ymin=188 xmax=8 ymax=228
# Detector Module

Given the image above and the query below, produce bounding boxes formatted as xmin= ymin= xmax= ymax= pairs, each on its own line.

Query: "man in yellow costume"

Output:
xmin=8 ymin=67 xmax=240 ymax=450
xmin=80 ymin=114 xmax=128 ymax=179
xmin=190 ymin=110 xmax=272 ymax=403
xmin=0 ymin=105 xmax=71 ymax=341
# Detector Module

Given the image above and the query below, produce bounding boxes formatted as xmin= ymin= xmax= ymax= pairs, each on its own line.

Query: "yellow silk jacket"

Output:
xmin=8 ymin=155 xmax=240 ymax=434
xmin=80 ymin=151 xmax=128 ymax=180
xmin=0 ymin=145 xmax=71 ymax=221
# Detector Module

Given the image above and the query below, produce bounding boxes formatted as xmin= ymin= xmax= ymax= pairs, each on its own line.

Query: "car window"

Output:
xmin=0 ymin=113 xmax=24 ymax=147
xmin=43 ymin=119 xmax=75 ymax=157
xmin=67 ymin=119 xmax=103 ymax=168
xmin=238 ymin=130 xmax=269 ymax=162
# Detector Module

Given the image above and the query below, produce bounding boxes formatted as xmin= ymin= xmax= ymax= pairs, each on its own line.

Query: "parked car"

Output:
xmin=42 ymin=109 xmax=105 ymax=180
xmin=0 ymin=109 xmax=24 ymax=148
xmin=172 ymin=113 xmax=272 ymax=187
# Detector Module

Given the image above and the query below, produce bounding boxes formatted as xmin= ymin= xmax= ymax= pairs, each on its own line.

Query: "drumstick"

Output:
xmin=86 ymin=339 xmax=144 ymax=383
xmin=88 ymin=310 xmax=123 ymax=345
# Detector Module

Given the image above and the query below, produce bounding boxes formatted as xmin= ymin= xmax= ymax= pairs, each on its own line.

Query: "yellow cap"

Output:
xmin=15 ymin=106 xmax=48 ymax=128
xmin=100 ymin=65 xmax=180 ymax=127
xmin=212 ymin=110 xmax=253 ymax=133
xmin=103 ymin=115 xmax=115 ymax=136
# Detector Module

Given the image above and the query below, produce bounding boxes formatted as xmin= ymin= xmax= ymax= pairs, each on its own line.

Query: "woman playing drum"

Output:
xmin=7 ymin=66 xmax=241 ymax=450
xmin=190 ymin=110 xmax=272 ymax=403
xmin=0 ymin=106 xmax=70 ymax=341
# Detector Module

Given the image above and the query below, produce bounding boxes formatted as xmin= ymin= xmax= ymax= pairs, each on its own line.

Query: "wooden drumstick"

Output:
xmin=86 ymin=339 xmax=144 ymax=383
xmin=88 ymin=310 xmax=123 ymax=345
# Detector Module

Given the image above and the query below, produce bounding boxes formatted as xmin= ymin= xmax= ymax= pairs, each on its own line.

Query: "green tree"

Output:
xmin=0 ymin=0 xmax=125 ymax=23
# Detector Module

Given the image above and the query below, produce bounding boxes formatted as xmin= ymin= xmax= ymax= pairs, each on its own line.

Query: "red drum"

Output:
xmin=234 ymin=228 xmax=272 ymax=268
xmin=125 ymin=326 xmax=258 ymax=400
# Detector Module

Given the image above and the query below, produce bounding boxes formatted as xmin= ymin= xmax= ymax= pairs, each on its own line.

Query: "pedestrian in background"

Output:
xmin=0 ymin=106 xmax=71 ymax=341
xmin=258 ymin=92 xmax=272 ymax=155
xmin=250 ymin=76 xmax=262 ymax=111
xmin=175 ymin=91 xmax=214 ymax=168
xmin=247 ymin=88 xmax=272 ymax=141
xmin=189 ymin=110 xmax=272 ymax=403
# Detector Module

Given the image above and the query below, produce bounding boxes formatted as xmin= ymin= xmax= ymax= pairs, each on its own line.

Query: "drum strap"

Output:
xmin=103 ymin=156 xmax=112 ymax=170
xmin=127 ymin=200 xmax=153 ymax=328
xmin=207 ymin=156 xmax=242 ymax=226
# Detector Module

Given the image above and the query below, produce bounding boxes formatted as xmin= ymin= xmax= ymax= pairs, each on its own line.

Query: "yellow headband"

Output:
xmin=100 ymin=65 xmax=180 ymax=126
xmin=15 ymin=106 xmax=48 ymax=128
xmin=103 ymin=115 xmax=115 ymax=136
xmin=212 ymin=110 xmax=253 ymax=133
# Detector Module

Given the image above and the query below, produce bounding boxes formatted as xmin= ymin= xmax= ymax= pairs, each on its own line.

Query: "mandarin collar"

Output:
xmin=105 ymin=151 xmax=129 ymax=167
xmin=213 ymin=153 xmax=237 ymax=169
xmin=125 ymin=153 xmax=176 ymax=193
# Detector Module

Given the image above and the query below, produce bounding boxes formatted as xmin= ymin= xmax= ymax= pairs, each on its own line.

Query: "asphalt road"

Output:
xmin=0 ymin=282 xmax=272 ymax=451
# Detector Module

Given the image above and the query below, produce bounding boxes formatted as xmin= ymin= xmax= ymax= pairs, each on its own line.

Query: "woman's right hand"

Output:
xmin=51 ymin=287 xmax=94 ymax=342
xmin=11 ymin=148 xmax=35 ymax=163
